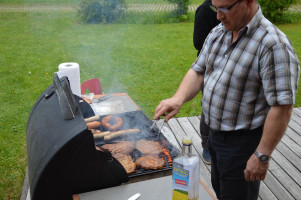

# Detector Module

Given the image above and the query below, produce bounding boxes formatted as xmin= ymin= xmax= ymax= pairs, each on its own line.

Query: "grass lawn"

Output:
xmin=0 ymin=6 xmax=300 ymax=200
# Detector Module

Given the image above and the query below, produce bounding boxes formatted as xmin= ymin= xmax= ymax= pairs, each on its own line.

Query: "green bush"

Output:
xmin=258 ymin=0 xmax=298 ymax=23
xmin=78 ymin=0 xmax=127 ymax=24
xmin=164 ymin=0 xmax=190 ymax=15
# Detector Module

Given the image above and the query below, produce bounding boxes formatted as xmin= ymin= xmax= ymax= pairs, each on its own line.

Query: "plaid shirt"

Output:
xmin=191 ymin=7 xmax=300 ymax=131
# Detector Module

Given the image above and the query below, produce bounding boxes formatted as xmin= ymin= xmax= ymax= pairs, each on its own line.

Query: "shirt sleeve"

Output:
xmin=260 ymin=42 xmax=300 ymax=105
xmin=191 ymin=23 xmax=222 ymax=75
xmin=190 ymin=41 xmax=208 ymax=75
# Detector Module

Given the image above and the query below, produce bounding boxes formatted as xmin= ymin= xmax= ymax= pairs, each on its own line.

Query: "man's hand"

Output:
xmin=244 ymin=153 xmax=269 ymax=182
xmin=154 ymin=97 xmax=183 ymax=122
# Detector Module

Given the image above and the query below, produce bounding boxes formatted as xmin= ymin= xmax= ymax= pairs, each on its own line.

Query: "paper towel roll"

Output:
xmin=56 ymin=63 xmax=81 ymax=96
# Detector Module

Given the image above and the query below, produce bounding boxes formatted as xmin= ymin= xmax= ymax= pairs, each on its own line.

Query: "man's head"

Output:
xmin=211 ymin=0 xmax=258 ymax=32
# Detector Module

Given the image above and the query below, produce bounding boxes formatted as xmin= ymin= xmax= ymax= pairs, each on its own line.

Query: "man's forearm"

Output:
xmin=173 ymin=68 xmax=204 ymax=105
xmin=257 ymin=105 xmax=293 ymax=156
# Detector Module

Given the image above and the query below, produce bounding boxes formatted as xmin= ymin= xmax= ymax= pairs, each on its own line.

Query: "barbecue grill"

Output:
xmin=26 ymin=75 xmax=179 ymax=200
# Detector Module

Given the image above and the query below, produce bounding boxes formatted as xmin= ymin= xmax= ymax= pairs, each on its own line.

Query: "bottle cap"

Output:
xmin=182 ymin=136 xmax=192 ymax=145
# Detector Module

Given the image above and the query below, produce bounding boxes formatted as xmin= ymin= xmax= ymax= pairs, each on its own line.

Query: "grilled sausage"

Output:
xmin=93 ymin=131 xmax=111 ymax=138
xmin=109 ymin=117 xmax=123 ymax=131
xmin=86 ymin=121 xmax=101 ymax=129
xmin=104 ymin=129 xmax=140 ymax=141
xmin=84 ymin=116 xmax=100 ymax=123
xmin=102 ymin=115 xmax=112 ymax=129
xmin=102 ymin=115 xmax=123 ymax=131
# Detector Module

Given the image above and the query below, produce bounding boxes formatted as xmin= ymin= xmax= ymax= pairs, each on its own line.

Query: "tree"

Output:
xmin=258 ymin=0 xmax=298 ymax=23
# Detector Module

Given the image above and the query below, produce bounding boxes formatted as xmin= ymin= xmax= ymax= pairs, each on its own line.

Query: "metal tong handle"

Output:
xmin=157 ymin=118 xmax=165 ymax=138
xmin=149 ymin=119 xmax=158 ymax=131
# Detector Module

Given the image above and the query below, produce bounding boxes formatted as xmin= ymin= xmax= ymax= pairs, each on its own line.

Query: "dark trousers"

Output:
xmin=200 ymin=112 xmax=210 ymax=150
xmin=207 ymin=126 xmax=263 ymax=200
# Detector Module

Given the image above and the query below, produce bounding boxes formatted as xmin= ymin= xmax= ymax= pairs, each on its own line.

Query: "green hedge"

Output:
xmin=258 ymin=0 xmax=298 ymax=23
xmin=78 ymin=0 xmax=127 ymax=23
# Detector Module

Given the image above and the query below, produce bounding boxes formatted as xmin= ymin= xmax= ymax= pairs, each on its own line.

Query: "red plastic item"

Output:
xmin=81 ymin=78 xmax=102 ymax=95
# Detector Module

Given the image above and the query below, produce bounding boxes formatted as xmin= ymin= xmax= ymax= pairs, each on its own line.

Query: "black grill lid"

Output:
xmin=26 ymin=76 xmax=128 ymax=200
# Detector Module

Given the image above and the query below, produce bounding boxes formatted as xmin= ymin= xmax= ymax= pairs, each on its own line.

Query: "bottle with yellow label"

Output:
xmin=172 ymin=136 xmax=200 ymax=200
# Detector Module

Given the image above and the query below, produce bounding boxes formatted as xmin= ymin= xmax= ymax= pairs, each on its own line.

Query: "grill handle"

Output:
xmin=53 ymin=73 xmax=78 ymax=120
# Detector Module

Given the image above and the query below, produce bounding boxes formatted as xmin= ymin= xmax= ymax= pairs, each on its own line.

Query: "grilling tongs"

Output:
xmin=146 ymin=117 xmax=165 ymax=138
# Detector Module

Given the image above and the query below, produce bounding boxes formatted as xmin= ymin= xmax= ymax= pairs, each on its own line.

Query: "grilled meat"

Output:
xmin=113 ymin=153 xmax=136 ymax=174
xmin=135 ymin=155 xmax=165 ymax=170
xmin=102 ymin=115 xmax=123 ymax=131
xmin=101 ymin=141 xmax=134 ymax=155
xmin=136 ymin=139 xmax=164 ymax=155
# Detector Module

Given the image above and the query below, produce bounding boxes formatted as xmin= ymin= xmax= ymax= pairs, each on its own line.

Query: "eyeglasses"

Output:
xmin=210 ymin=0 xmax=242 ymax=14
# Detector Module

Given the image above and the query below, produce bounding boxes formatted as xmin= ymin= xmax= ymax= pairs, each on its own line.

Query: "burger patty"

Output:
xmin=135 ymin=154 xmax=165 ymax=170
xmin=101 ymin=141 xmax=134 ymax=155
xmin=113 ymin=153 xmax=136 ymax=174
xmin=135 ymin=139 xmax=164 ymax=155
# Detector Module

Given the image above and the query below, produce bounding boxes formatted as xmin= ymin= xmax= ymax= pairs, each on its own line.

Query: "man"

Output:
xmin=154 ymin=0 xmax=300 ymax=199
xmin=194 ymin=0 xmax=220 ymax=57
xmin=193 ymin=0 xmax=220 ymax=165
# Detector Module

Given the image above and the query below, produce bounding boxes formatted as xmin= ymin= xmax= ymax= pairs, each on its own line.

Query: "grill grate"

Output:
xmin=93 ymin=111 xmax=180 ymax=178
xmin=128 ymin=139 xmax=176 ymax=178
xmin=96 ymin=138 xmax=179 ymax=178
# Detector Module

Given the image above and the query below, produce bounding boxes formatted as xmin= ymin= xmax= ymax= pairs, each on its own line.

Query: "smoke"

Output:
xmin=21 ymin=0 xmax=197 ymax=111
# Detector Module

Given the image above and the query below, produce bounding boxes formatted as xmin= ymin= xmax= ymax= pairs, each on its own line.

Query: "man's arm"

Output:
xmin=244 ymin=104 xmax=293 ymax=181
xmin=154 ymin=69 xmax=204 ymax=121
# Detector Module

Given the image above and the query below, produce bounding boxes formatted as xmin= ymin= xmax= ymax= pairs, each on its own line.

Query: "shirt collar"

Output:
xmin=245 ymin=5 xmax=263 ymax=35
